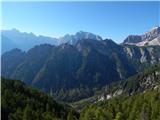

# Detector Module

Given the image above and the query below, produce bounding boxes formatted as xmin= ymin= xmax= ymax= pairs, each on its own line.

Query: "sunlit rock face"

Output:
xmin=58 ymin=31 xmax=102 ymax=45
xmin=123 ymin=26 xmax=160 ymax=46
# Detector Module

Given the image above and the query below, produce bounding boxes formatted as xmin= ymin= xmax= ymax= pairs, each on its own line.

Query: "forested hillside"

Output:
xmin=80 ymin=90 xmax=160 ymax=120
xmin=2 ymin=78 xmax=160 ymax=120
xmin=1 ymin=78 xmax=78 ymax=120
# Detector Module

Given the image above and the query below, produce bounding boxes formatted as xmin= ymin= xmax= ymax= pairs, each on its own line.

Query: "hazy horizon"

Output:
xmin=1 ymin=25 xmax=159 ymax=43
xmin=2 ymin=1 xmax=159 ymax=43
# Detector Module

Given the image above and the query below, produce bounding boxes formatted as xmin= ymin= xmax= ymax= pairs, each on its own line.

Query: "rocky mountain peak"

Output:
xmin=123 ymin=26 xmax=160 ymax=46
xmin=59 ymin=31 xmax=103 ymax=45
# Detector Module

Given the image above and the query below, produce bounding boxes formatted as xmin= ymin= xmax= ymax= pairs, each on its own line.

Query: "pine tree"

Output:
xmin=67 ymin=111 xmax=74 ymax=120
xmin=114 ymin=112 xmax=122 ymax=120
xmin=23 ymin=105 xmax=33 ymax=120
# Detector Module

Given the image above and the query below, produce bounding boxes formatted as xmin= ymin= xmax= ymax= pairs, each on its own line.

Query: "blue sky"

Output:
xmin=1 ymin=1 xmax=159 ymax=43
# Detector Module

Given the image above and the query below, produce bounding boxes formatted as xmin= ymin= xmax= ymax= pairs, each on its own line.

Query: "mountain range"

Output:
xmin=2 ymin=26 xmax=160 ymax=53
xmin=1 ymin=29 xmax=58 ymax=53
xmin=2 ymin=26 xmax=160 ymax=119
xmin=1 ymin=29 xmax=103 ymax=53
xmin=2 ymin=35 xmax=160 ymax=102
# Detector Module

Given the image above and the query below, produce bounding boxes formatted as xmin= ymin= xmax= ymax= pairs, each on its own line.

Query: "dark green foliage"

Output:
xmin=1 ymin=78 xmax=78 ymax=120
xmin=53 ymin=87 xmax=94 ymax=102
xmin=80 ymin=90 xmax=160 ymax=120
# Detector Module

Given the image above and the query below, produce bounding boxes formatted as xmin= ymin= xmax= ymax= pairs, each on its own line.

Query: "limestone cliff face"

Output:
xmin=123 ymin=26 xmax=160 ymax=46
xmin=123 ymin=45 xmax=160 ymax=64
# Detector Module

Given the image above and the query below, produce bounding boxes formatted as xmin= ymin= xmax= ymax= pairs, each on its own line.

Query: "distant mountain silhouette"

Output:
xmin=1 ymin=29 xmax=58 ymax=53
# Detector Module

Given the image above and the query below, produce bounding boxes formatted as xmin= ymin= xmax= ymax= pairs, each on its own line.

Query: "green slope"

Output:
xmin=80 ymin=90 xmax=160 ymax=120
xmin=1 ymin=78 xmax=79 ymax=120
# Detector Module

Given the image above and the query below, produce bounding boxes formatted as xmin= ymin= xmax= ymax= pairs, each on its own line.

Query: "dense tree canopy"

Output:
xmin=1 ymin=78 xmax=78 ymax=120
xmin=80 ymin=90 xmax=160 ymax=120
xmin=2 ymin=77 xmax=160 ymax=120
